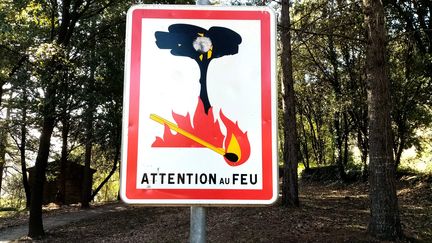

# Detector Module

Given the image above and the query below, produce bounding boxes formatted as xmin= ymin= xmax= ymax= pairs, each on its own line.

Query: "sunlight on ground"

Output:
xmin=348 ymin=224 xmax=367 ymax=230
xmin=43 ymin=203 xmax=61 ymax=211
xmin=402 ymin=205 xmax=426 ymax=210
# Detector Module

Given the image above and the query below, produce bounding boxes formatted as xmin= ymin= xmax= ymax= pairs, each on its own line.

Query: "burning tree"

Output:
xmin=155 ymin=24 xmax=242 ymax=113
xmin=152 ymin=24 xmax=250 ymax=165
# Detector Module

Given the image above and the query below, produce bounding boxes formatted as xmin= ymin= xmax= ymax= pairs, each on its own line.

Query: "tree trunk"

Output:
xmin=0 ymin=157 xmax=3 ymax=203
xmin=28 ymin=86 xmax=57 ymax=238
xmin=81 ymin=82 xmax=95 ymax=208
xmin=0 ymin=81 xmax=8 ymax=202
xmin=334 ymin=112 xmax=347 ymax=180
xmin=358 ymin=130 xmax=369 ymax=180
xmin=20 ymin=89 xmax=31 ymax=208
xmin=0 ymin=136 xmax=5 ymax=202
xmin=306 ymin=113 xmax=319 ymax=163
xmin=81 ymin=19 xmax=98 ymax=208
xmin=281 ymin=0 xmax=299 ymax=207
xmin=58 ymin=115 xmax=70 ymax=205
xmin=81 ymin=65 xmax=96 ymax=209
xmin=393 ymin=124 xmax=405 ymax=170
xmin=342 ymin=112 xmax=349 ymax=166
xmin=363 ymin=0 xmax=402 ymax=239
xmin=394 ymin=136 xmax=404 ymax=170
xmin=0 ymin=80 xmax=4 ymax=108
xmin=0 ymin=108 xmax=7 ymax=202
xmin=314 ymin=113 xmax=326 ymax=165
xmin=81 ymin=116 xmax=93 ymax=209
xmin=299 ymin=109 xmax=310 ymax=170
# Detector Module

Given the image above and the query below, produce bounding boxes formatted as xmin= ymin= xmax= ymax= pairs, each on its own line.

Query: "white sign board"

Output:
xmin=121 ymin=5 xmax=277 ymax=205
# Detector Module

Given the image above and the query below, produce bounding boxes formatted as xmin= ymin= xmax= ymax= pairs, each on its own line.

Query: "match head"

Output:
xmin=224 ymin=152 xmax=239 ymax=163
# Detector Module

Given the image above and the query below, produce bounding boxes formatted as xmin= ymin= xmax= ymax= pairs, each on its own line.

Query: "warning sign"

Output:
xmin=120 ymin=5 xmax=277 ymax=205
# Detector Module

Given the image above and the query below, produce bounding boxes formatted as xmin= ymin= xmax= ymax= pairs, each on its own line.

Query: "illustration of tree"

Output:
xmin=155 ymin=24 xmax=242 ymax=113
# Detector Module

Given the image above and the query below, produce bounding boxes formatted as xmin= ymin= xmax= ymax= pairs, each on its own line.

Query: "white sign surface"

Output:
xmin=121 ymin=5 xmax=277 ymax=205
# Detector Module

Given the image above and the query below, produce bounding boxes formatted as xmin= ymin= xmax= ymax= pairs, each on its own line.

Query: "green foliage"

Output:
xmin=388 ymin=35 xmax=432 ymax=164
xmin=92 ymin=169 xmax=120 ymax=202
xmin=289 ymin=0 xmax=367 ymax=174
xmin=384 ymin=0 xmax=432 ymax=167
xmin=1 ymin=172 xmax=26 ymax=209
xmin=0 ymin=0 xmax=129 ymax=206
xmin=286 ymin=0 xmax=430 ymax=177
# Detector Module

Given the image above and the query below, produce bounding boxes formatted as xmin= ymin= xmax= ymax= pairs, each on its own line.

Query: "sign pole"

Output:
xmin=189 ymin=0 xmax=209 ymax=237
xmin=190 ymin=206 xmax=206 ymax=243
xmin=188 ymin=0 xmax=210 ymax=240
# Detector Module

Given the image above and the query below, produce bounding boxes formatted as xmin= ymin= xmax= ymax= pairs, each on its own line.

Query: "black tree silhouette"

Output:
xmin=155 ymin=24 xmax=242 ymax=114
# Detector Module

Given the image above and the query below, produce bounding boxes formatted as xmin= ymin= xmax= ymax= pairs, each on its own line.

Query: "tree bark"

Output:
xmin=81 ymin=121 xmax=93 ymax=208
xmin=81 ymin=77 xmax=95 ymax=208
xmin=307 ymin=113 xmax=319 ymax=162
xmin=363 ymin=0 xmax=402 ymax=239
xmin=0 ymin=107 xmax=8 ymax=202
xmin=342 ymin=112 xmax=349 ymax=167
xmin=20 ymin=88 xmax=31 ymax=208
xmin=58 ymin=114 xmax=70 ymax=204
xmin=298 ymin=107 xmax=310 ymax=170
xmin=81 ymin=40 xmax=96 ymax=208
xmin=358 ymin=129 xmax=369 ymax=180
xmin=58 ymin=69 xmax=71 ymax=205
xmin=334 ymin=112 xmax=344 ymax=169
xmin=28 ymin=85 xmax=56 ymax=238
xmin=281 ymin=0 xmax=300 ymax=207
xmin=0 ymin=155 xmax=3 ymax=203
xmin=0 ymin=80 xmax=4 ymax=108
xmin=394 ymin=134 xmax=405 ymax=170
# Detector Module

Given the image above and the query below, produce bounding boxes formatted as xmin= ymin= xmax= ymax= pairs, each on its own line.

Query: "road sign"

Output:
xmin=120 ymin=5 xmax=277 ymax=205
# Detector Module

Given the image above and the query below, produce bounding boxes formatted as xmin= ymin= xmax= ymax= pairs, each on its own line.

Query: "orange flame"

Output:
xmin=220 ymin=111 xmax=250 ymax=166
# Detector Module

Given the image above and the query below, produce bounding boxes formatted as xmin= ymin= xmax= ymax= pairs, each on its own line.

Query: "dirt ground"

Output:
xmin=1 ymin=176 xmax=431 ymax=242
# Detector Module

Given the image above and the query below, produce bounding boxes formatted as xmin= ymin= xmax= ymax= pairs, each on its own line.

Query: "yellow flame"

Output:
xmin=199 ymin=54 xmax=203 ymax=61
xmin=198 ymin=33 xmax=204 ymax=37
xmin=226 ymin=134 xmax=241 ymax=161
xmin=207 ymin=48 xmax=212 ymax=59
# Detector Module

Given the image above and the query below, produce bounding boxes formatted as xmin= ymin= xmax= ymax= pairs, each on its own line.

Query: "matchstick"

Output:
xmin=149 ymin=114 xmax=239 ymax=162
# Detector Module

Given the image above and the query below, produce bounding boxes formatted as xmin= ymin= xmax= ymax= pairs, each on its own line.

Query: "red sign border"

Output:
xmin=122 ymin=6 xmax=276 ymax=204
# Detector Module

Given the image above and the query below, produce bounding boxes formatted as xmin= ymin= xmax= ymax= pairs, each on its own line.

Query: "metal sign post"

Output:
xmin=190 ymin=206 xmax=206 ymax=243
xmin=189 ymin=0 xmax=209 ymax=240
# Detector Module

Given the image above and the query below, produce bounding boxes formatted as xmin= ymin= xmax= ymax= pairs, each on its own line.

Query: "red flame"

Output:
xmin=152 ymin=98 xmax=224 ymax=148
xmin=152 ymin=98 xmax=250 ymax=166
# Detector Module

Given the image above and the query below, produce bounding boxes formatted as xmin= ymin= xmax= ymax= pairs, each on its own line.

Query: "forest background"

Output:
xmin=0 ymin=0 xmax=431 ymax=241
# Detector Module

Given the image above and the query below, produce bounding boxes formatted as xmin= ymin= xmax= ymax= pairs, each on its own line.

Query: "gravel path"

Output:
xmin=0 ymin=203 xmax=125 ymax=242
